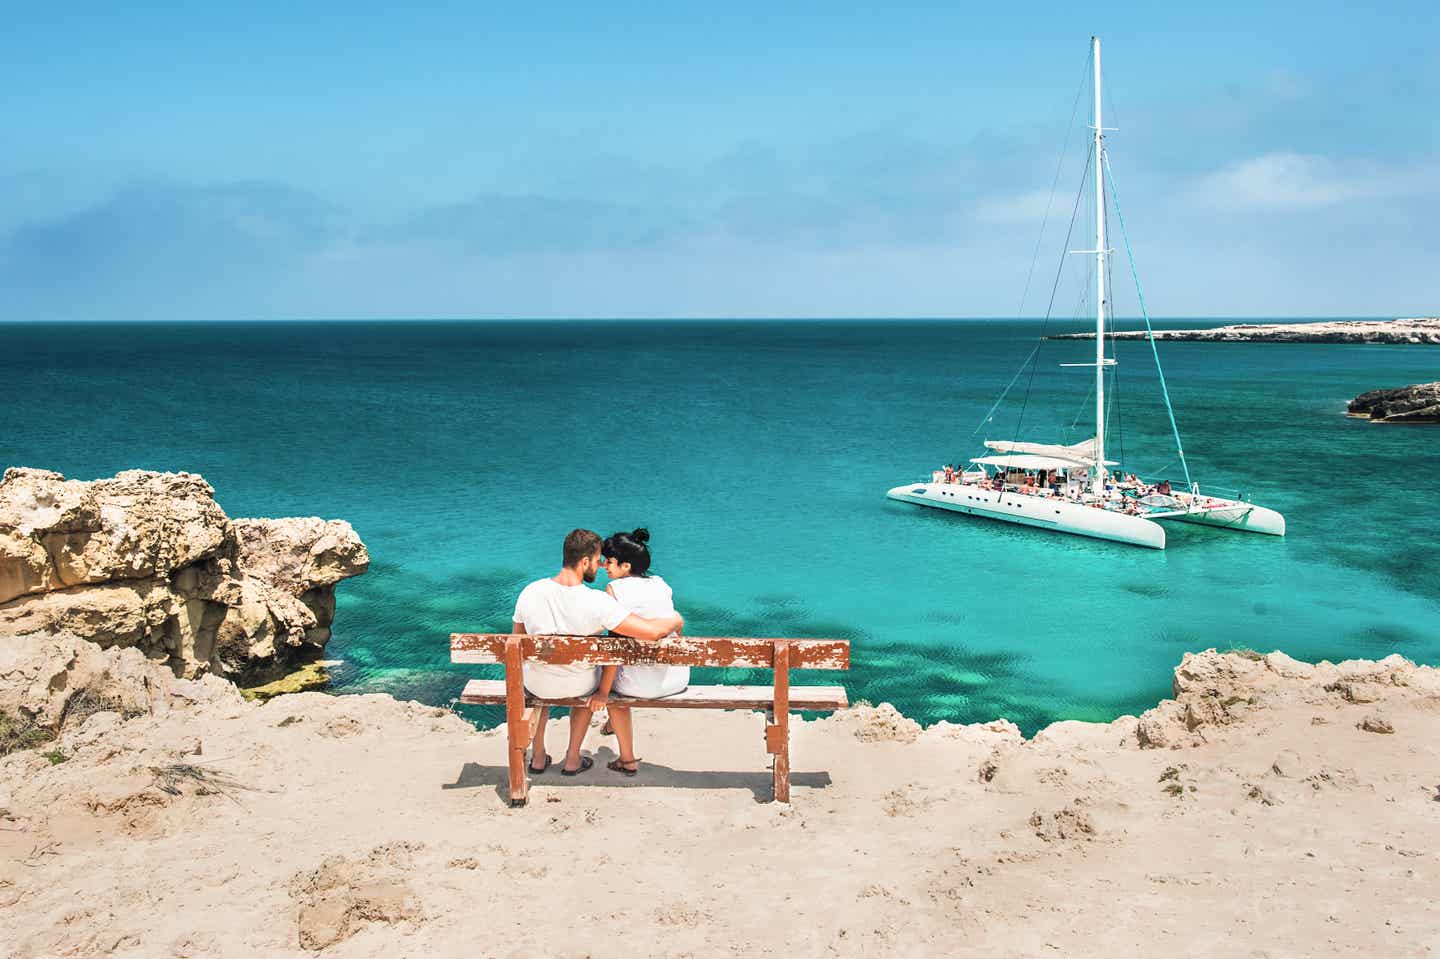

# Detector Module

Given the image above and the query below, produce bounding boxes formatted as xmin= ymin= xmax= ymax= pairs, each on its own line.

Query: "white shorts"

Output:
xmin=523 ymin=664 xmax=600 ymax=700
xmin=613 ymin=665 xmax=690 ymax=699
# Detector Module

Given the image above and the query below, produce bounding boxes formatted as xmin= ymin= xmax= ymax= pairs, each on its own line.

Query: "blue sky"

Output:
xmin=2 ymin=2 xmax=1436 ymax=320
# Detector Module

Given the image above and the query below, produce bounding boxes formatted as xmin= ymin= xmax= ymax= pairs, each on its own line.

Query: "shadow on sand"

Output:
xmin=443 ymin=745 xmax=833 ymax=805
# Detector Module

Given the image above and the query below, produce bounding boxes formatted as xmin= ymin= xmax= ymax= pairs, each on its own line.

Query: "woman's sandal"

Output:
xmin=528 ymin=753 xmax=552 ymax=775
xmin=560 ymin=756 xmax=594 ymax=777
xmin=606 ymin=757 xmax=641 ymax=777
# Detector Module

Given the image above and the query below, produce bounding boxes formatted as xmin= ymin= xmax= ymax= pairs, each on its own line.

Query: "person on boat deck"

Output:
xmin=590 ymin=528 xmax=688 ymax=777
xmin=512 ymin=529 xmax=683 ymax=776
xmin=1158 ymin=479 xmax=1172 ymax=495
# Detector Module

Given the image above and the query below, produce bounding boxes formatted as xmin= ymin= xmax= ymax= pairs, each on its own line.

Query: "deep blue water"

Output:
xmin=3 ymin=319 xmax=1437 ymax=734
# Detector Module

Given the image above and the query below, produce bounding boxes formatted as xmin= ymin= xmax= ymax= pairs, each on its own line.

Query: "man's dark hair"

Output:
xmin=562 ymin=528 xmax=603 ymax=568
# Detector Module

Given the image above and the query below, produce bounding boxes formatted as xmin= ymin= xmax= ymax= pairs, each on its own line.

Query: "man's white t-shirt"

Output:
xmin=512 ymin=578 xmax=629 ymax=698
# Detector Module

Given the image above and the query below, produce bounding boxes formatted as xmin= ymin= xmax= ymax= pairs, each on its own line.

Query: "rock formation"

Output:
xmin=1133 ymin=647 xmax=1440 ymax=748
xmin=1049 ymin=317 xmax=1440 ymax=344
xmin=0 ymin=468 xmax=367 ymax=683
xmin=4 ymin=646 xmax=1439 ymax=956
xmin=1346 ymin=381 xmax=1440 ymax=423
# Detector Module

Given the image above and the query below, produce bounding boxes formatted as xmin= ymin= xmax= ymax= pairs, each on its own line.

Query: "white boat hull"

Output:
xmin=1167 ymin=501 xmax=1286 ymax=536
xmin=886 ymin=483 xmax=1167 ymax=549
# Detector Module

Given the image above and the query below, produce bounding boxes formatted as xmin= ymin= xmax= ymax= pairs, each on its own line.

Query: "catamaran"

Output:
xmin=886 ymin=37 xmax=1285 ymax=550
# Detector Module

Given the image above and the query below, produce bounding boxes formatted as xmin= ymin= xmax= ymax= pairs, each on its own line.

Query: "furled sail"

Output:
xmin=982 ymin=438 xmax=1117 ymax=467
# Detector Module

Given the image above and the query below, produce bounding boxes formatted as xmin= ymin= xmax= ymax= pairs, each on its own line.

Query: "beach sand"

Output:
xmin=3 ymin=650 xmax=1438 ymax=958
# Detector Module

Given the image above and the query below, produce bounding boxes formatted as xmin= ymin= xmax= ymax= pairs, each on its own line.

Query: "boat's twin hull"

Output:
xmin=886 ymin=484 xmax=1287 ymax=548
xmin=886 ymin=484 xmax=1167 ymax=549
xmin=1169 ymin=502 xmax=1286 ymax=536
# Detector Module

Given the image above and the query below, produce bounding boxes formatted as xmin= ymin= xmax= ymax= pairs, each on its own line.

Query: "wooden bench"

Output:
xmin=450 ymin=633 xmax=850 ymax=806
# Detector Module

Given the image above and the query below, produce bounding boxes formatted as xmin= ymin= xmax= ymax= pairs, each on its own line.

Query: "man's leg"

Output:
xmin=562 ymin=706 xmax=592 ymax=771
xmin=529 ymin=706 xmax=550 ymax=771
xmin=609 ymin=705 xmax=638 ymax=766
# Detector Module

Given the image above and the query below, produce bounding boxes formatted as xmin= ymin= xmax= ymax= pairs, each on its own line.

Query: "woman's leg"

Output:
xmin=608 ymin=705 xmax=639 ymax=766
xmin=529 ymin=706 xmax=550 ymax=770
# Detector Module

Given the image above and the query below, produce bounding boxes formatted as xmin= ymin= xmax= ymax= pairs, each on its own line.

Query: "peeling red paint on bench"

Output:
xmin=450 ymin=633 xmax=850 ymax=670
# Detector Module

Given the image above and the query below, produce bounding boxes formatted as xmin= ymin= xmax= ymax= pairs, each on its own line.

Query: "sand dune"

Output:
xmin=3 ymin=648 xmax=1439 ymax=957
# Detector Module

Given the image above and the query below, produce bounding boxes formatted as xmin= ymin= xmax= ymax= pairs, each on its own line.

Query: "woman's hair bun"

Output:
xmin=630 ymin=527 xmax=650 ymax=544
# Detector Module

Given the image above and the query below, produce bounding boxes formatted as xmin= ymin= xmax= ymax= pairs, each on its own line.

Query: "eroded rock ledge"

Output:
xmin=0 ymin=468 xmax=367 ymax=682
xmin=1049 ymin=317 xmax=1440 ymax=344
xmin=1346 ymin=381 xmax=1440 ymax=423
xmin=2 ymin=644 xmax=1437 ymax=956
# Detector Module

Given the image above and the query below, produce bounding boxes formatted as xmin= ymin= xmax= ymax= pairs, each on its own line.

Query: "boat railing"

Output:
xmin=1191 ymin=483 xmax=1247 ymax=502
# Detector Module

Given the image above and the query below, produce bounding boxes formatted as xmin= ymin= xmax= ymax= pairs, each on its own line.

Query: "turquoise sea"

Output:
xmin=3 ymin=319 xmax=1437 ymax=734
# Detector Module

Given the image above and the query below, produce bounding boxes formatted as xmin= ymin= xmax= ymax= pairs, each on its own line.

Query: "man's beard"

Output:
xmin=583 ymin=567 xmax=597 ymax=583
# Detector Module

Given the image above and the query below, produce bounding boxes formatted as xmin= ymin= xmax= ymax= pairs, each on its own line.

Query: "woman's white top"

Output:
xmin=608 ymin=575 xmax=689 ymax=698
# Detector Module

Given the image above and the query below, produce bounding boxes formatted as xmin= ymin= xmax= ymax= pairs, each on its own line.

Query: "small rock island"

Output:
xmin=1347 ymin=382 xmax=1440 ymax=423
xmin=1049 ymin=317 xmax=1440 ymax=344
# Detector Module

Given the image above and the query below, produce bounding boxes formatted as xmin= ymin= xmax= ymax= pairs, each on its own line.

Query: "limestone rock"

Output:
xmin=1358 ymin=714 xmax=1395 ymax=735
xmin=843 ymin=702 xmax=921 ymax=743
xmin=0 ymin=469 xmax=367 ymax=681
xmin=234 ymin=518 xmax=369 ymax=592
xmin=0 ymin=631 xmax=244 ymax=729
xmin=1347 ymin=381 xmax=1440 ymax=423
xmin=1327 ymin=680 xmax=1383 ymax=704
xmin=1136 ymin=701 xmax=1186 ymax=749
xmin=1263 ymin=651 xmax=1315 ymax=680
xmin=1049 ymin=317 xmax=1440 ymax=345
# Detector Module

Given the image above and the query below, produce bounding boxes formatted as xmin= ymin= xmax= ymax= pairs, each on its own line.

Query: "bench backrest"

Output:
xmin=450 ymin=633 xmax=849 ymax=670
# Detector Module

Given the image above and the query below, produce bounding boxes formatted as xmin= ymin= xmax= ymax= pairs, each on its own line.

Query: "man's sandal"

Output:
xmin=529 ymin=753 xmax=552 ymax=775
xmin=606 ymin=758 xmax=640 ymax=777
xmin=560 ymin=756 xmax=594 ymax=777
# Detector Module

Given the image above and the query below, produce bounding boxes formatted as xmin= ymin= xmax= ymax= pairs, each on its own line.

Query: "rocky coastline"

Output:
xmin=0 ymin=468 xmax=368 ymax=685
xmin=1049 ymin=316 xmax=1440 ymax=344
xmin=1347 ymin=381 xmax=1440 ymax=424
xmin=2 ymin=639 xmax=1436 ymax=956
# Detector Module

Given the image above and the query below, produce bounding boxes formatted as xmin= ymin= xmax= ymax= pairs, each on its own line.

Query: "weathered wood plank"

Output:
xmin=502 ymin=638 xmax=528 ymax=807
xmin=772 ymin=640 xmax=791 ymax=803
xmin=450 ymin=633 xmax=849 ymax=669
xmin=459 ymin=680 xmax=848 ymax=712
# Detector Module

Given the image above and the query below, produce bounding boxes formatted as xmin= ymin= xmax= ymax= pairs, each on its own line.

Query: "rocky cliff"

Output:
xmin=1049 ymin=317 xmax=1440 ymax=344
xmin=0 ymin=468 xmax=367 ymax=683
xmin=1346 ymin=381 xmax=1440 ymax=423
xmin=3 ymin=646 xmax=1438 ymax=956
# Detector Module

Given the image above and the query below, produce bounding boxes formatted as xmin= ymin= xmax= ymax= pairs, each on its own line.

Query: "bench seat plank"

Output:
xmin=450 ymin=634 xmax=849 ymax=670
xmin=459 ymin=680 xmax=848 ymax=712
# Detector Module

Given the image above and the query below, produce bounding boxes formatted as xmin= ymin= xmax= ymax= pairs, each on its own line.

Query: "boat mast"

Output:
xmin=1091 ymin=35 xmax=1108 ymax=495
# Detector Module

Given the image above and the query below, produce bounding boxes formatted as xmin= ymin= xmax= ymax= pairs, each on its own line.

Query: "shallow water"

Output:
xmin=3 ymin=319 xmax=1437 ymax=734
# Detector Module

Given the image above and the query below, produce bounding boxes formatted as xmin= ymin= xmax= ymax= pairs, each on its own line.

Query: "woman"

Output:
xmin=593 ymin=528 xmax=687 ymax=776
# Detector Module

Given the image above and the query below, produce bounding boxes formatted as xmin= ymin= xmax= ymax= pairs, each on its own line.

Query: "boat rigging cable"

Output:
xmin=1103 ymin=152 xmax=1193 ymax=490
xmin=971 ymin=51 xmax=1091 ymax=443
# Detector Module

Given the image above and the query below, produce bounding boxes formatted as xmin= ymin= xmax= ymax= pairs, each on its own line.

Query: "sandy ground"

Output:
xmin=3 ymin=650 xmax=1439 ymax=958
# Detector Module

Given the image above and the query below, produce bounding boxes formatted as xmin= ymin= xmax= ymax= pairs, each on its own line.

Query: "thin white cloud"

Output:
xmin=1186 ymin=151 xmax=1436 ymax=211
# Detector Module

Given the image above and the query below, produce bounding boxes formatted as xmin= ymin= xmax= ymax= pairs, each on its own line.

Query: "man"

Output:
xmin=512 ymin=529 xmax=683 ymax=775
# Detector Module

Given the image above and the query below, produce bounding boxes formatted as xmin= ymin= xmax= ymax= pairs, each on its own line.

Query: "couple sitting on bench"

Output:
xmin=512 ymin=527 xmax=686 ymax=777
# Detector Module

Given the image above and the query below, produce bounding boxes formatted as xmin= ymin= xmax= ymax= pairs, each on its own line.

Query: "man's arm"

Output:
xmin=611 ymin=612 xmax=683 ymax=642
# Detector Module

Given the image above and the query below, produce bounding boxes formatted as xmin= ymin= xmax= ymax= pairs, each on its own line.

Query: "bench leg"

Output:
xmin=768 ymin=641 xmax=791 ymax=803
xmin=504 ymin=638 xmax=529 ymax=807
